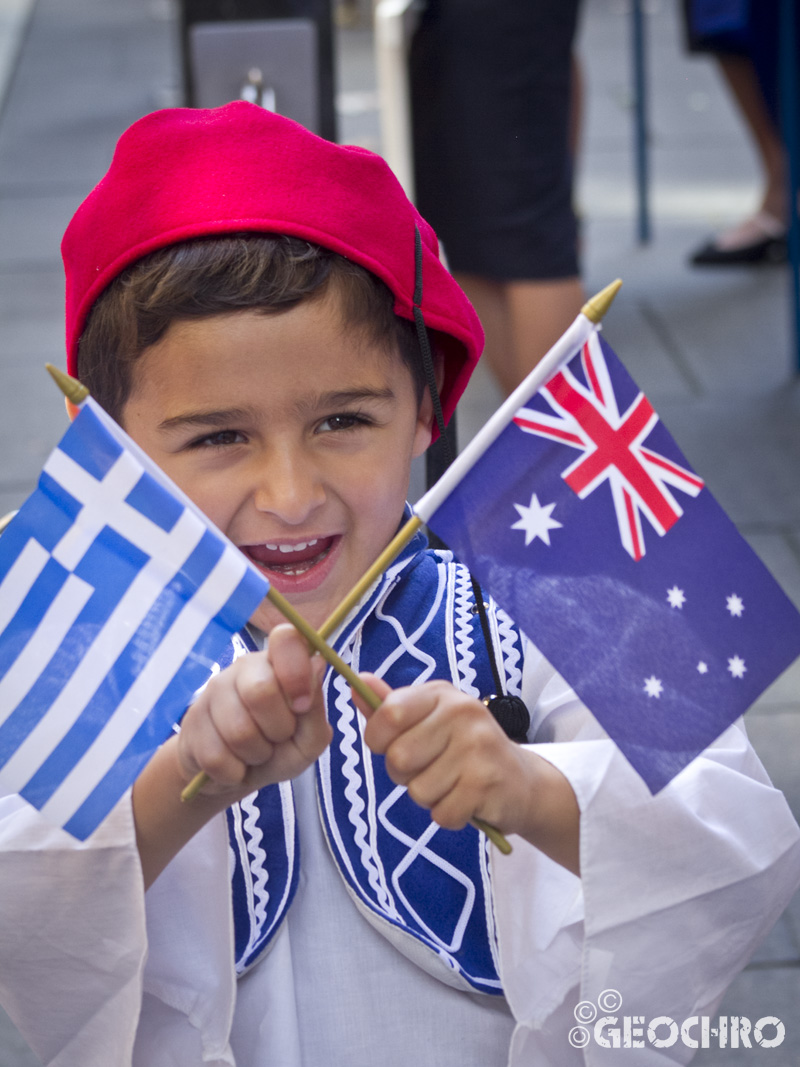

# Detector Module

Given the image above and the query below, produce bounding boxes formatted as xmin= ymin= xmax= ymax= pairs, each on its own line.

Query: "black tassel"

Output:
xmin=484 ymin=694 xmax=531 ymax=744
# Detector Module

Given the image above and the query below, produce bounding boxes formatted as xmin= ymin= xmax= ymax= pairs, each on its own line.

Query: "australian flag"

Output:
xmin=421 ymin=331 xmax=800 ymax=792
xmin=0 ymin=397 xmax=268 ymax=839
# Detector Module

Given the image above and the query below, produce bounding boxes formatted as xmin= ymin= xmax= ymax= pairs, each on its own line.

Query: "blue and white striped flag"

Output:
xmin=0 ymin=396 xmax=268 ymax=839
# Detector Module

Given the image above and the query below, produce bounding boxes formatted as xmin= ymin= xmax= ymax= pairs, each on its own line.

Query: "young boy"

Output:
xmin=1 ymin=101 xmax=799 ymax=1067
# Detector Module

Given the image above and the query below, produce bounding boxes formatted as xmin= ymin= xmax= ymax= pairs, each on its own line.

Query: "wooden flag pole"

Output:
xmin=179 ymin=586 xmax=512 ymax=852
xmin=46 ymin=363 xmax=90 ymax=406
xmin=318 ymin=514 xmax=424 ymax=640
xmin=5 ymin=360 xmax=90 ymax=534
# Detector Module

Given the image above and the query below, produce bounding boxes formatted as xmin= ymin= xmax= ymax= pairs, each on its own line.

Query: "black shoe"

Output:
xmin=690 ymin=212 xmax=788 ymax=266
xmin=691 ymin=234 xmax=787 ymax=266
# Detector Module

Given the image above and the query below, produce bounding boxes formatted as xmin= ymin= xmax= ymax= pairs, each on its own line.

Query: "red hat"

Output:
xmin=61 ymin=100 xmax=482 ymax=425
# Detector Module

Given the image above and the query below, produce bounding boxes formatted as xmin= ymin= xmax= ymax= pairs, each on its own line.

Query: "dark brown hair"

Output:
xmin=77 ymin=234 xmax=426 ymax=421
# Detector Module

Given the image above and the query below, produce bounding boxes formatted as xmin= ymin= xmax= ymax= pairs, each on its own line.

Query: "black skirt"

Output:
xmin=410 ymin=0 xmax=581 ymax=281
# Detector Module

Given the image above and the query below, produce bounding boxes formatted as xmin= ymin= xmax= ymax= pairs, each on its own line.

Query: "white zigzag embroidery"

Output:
xmin=493 ymin=605 xmax=523 ymax=697
xmin=452 ymin=563 xmax=479 ymax=696
xmin=331 ymin=661 xmax=399 ymax=918
xmin=240 ymin=793 xmax=269 ymax=960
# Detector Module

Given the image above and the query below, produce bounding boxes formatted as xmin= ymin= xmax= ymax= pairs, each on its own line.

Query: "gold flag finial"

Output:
xmin=46 ymin=363 xmax=90 ymax=406
xmin=581 ymin=278 xmax=623 ymax=324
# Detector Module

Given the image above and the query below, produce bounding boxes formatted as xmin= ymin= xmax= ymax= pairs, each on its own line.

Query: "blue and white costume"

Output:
xmin=228 ymin=533 xmax=524 ymax=992
xmin=1 ymin=533 xmax=800 ymax=1067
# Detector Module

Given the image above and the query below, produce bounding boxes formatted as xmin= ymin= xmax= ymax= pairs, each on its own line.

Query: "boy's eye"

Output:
xmin=187 ymin=429 xmax=246 ymax=449
xmin=316 ymin=412 xmax=372 ymax=434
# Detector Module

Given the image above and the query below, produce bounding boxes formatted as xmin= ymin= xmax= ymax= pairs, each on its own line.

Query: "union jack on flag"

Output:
xmin=416 ymin=319 xmax=800 ymax=791
xmin=513 ymin=334 xmax=705 ymax=560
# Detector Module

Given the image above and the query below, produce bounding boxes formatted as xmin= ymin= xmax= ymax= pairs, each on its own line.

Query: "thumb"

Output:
xmin=351 ymin=673 xmax=391 ymax=720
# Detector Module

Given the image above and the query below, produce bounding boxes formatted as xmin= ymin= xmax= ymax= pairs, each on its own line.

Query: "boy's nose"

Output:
xmin=251 ymin=447 xmax=325 ymax=525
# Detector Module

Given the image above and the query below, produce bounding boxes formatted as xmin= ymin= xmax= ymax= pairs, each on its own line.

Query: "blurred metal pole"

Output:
xmin=779 ymin=0 xmax=800 ymax=373
xmin=631 ymin=0 xmax=651 ymax=243
xmin=375 ymin=0 xmax=421 ymax=199
xmin=179 ymin=0 xmax=337 ymax=141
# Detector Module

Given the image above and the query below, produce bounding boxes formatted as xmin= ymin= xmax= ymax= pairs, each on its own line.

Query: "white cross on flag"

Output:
xmin=0 ymin=396 xmax=268 ymax=839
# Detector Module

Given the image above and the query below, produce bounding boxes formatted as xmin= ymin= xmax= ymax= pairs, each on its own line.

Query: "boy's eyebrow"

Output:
xmin=156 ymin=389 xmax=397 ymax=432
xmin=307 ymin=387 xmax=397 ymax=410
xmin=157 ymin=407 xmax=254 ymax=432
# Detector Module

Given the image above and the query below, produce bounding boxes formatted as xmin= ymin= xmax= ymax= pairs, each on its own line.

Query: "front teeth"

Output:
xmin=265 ymin=538 xmax=319 ymax=553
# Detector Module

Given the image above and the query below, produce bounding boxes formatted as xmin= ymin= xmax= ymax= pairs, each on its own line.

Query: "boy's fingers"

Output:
xmin=208 ymin=687 xmax=282 ymax=764
xmin=360 ymin=679 xmax=453 ymax=753
xmin=351 ymin=673 xmax=392 ymax=719
xmin=385 ymin=726 xmax=450 ymax=788
xmin=179 ymin=709 xmax=258 ymax=788
xmin=266 ymin=623 xmax=319 ymax=713
xmin=292 ymin=694 xmax=334 ymax=763
xmin=230 ymin=652 xmax=296 ymax=744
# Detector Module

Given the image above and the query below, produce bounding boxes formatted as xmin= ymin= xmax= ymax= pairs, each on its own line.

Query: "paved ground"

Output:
xmin=0 ymin=0 xmax=799 ymax=1063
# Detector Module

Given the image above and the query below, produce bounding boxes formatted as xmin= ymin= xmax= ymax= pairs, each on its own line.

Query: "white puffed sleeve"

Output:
xmin=0 ymin=790 xmax=146 ymax=1066
xmin=0 ymin=787 xmax=238 ymax=1067
xmin=491 ymin=640 xmax=800 ymax=1066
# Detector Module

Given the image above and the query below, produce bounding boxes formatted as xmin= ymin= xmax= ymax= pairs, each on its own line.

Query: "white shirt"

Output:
xmin=1 ymin=644 xmax=799 ymax=1067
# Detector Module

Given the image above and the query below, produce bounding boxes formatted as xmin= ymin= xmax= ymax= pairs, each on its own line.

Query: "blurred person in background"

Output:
xmin=410 ymin=1 xmax=585 ymax=395
xmin=684 ymin=0 xmax=796 ymax=266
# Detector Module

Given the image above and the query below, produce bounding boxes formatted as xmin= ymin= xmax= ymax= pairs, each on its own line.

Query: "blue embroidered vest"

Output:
xmin=225 ymin=532 xmax=525 ymax=995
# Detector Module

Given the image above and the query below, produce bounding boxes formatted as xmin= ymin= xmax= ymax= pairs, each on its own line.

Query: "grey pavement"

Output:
xmin=0 ymin=0 xmax=799 ymax=1063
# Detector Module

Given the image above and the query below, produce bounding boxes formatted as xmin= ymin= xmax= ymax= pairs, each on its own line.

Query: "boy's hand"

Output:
xmin=353 ymin=674 xmax=580 ymax=874
xmin=134 ymin=624 xmax=333 ymax=888
xmin=177 ymin=624 xmax=332 ymax=798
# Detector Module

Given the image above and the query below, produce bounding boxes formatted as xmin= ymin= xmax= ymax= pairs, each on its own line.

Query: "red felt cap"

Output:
xmin=62 ymin=101 xmax=482 ymax=425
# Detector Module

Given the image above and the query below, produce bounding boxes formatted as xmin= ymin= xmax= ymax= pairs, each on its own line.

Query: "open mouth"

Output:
xmin=243 ymin=536 xmax=338 ymax=578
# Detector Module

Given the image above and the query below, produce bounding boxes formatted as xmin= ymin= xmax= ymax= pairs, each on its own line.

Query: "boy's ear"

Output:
xmin=413 ymin=389 xmax=435 ymax=458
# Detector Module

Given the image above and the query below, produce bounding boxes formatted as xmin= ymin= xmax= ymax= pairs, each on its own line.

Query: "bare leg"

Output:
xmin=690 ymin=54 xmax=788 ymax=263
xmin=455 ymin=273 xmax=585 ymax=395
xmin=452 ymin=275 xmax=512 ymax=391
xmin=717 ymin=54 xmax=786 ymax=222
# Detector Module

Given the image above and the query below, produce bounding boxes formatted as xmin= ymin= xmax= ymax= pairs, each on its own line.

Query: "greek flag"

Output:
xmin=0 ymin=397 xmax=268 ymax=839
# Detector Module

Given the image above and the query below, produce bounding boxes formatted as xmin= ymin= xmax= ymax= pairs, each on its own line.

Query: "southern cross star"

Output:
xmin=728 ymin=655 xmax=747 ymax=679
xmin=643 ymin=676 xmax=664 ymax=698
xmin=666 ymin=586 xmax=686 ymax=609
xmin=511 ymin=493 xmax=563 ymax=546
xmin=726 ymin=594 xmax=744 ymax=618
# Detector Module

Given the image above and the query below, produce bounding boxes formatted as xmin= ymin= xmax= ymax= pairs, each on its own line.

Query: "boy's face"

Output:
xmin=121 ymin=294 xmax=433 ymax=632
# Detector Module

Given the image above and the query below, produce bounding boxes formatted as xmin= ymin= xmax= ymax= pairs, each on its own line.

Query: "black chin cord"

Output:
xmin=413 ymin=227 xmax=530 ymax=743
